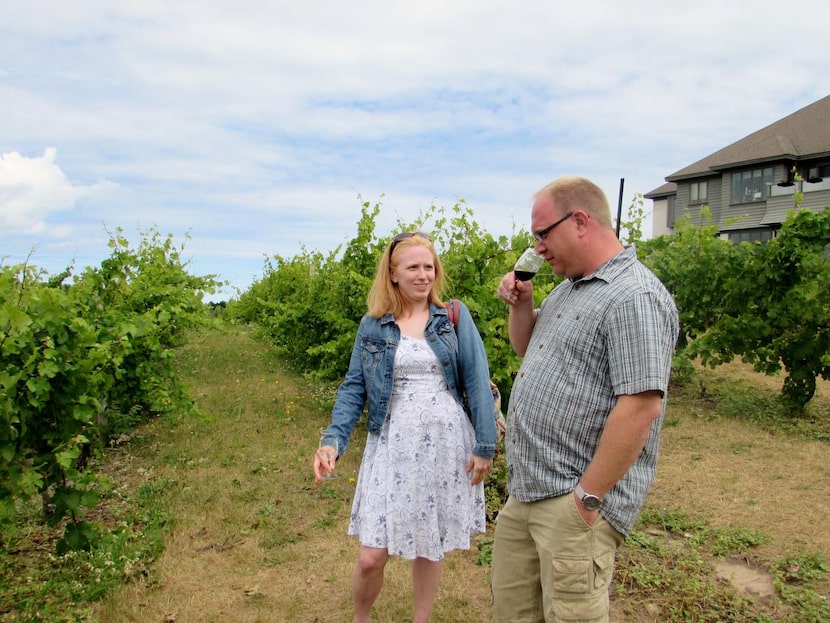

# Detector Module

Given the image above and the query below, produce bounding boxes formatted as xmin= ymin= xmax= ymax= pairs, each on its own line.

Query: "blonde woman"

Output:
xmin=314 ymin=232 xmax=495 ymax=623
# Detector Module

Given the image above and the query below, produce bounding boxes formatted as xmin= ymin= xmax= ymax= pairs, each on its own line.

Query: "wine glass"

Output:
xmin=513 ymin=248 xmax=544 ymax=281
xmin=318 ymin=430 xmax=339 ymax=480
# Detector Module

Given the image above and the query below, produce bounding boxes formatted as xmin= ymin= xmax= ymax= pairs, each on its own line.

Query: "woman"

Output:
xmin=313 ymin=231 xmax=496 ymax=623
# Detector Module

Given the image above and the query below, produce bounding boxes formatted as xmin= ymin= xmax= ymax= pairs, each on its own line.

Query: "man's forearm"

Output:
xmin=508 ymin=303 xmax=536 ymax=357
xmin=579 ymin=392 xmax=663 ymax=495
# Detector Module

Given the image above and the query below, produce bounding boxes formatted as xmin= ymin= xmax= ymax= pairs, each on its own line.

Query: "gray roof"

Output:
xmin=644 ymin=181 xmax=676 ymax=199
xmin=665 ymin=94 xmax=830 ymax=182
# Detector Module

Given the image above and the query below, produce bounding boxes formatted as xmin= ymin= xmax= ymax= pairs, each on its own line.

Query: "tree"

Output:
xmin=641 ymin=206 xmax=830 ymax=412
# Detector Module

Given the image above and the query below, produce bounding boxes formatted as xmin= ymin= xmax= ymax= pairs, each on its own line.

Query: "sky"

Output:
xmin=2 ymin=1 xmax=829 ymax=301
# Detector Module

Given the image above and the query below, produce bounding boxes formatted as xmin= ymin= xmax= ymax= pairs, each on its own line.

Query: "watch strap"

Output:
xmin=574 ymin=482 xmax=602 ymax=508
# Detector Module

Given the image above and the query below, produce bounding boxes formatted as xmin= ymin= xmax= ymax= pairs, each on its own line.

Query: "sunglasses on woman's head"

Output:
xmin=389 ymin=232 xmax=432 ymax=259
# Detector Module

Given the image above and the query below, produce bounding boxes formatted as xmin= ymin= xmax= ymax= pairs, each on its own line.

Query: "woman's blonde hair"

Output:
xmin=367 ymin=233 xmax=446 ymax=318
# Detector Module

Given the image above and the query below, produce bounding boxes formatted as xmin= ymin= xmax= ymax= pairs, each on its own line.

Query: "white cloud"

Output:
xmin=0 ymin=148 xmax=116 ymax=234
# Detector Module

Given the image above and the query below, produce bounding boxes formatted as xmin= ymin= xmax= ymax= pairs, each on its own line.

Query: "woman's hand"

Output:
xmin=466 ymin=455 xmax=493 ymax=486
xmin=313 ymin=445 xmax=337 ymax=484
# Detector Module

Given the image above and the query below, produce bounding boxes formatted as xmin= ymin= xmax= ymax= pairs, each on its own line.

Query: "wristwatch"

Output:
xmin=574 ymin=482 xmax=602 ymax=511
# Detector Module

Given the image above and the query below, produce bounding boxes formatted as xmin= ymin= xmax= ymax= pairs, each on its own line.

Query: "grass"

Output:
xmin=1 ymin=324 xmax=828 ymax=622
xmin=0 ymin=450 xmax=169 ymax=622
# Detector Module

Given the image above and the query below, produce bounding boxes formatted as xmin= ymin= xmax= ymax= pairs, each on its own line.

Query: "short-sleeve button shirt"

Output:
xmin=506 ymin=245 xmax=679 ymax=535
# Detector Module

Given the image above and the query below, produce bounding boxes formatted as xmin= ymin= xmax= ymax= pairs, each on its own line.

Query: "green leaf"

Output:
xmin=56 ymin=445 xmax=82 ymax=469
xmin=37 ymin=358 xmax=61 ymax=378
xmin=57 ymin=520 xmax=98 ymax=553
xmin=0 ymin=305 xmax=32 ymax=335
xmin=0 ymin=443 xmax=14 ymax=462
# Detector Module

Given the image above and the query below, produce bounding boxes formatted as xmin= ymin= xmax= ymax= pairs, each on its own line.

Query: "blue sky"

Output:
xmin=2 ymin=1 xmax=829 ymax=301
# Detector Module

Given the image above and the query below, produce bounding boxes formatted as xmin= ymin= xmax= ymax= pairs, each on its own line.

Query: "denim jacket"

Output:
xmin=324 ymin=300 xmax=496 ymax=459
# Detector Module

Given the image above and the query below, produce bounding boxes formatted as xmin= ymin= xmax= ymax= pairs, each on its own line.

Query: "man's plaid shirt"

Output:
xmin=505 ymin=245 xmax=679 ymax=536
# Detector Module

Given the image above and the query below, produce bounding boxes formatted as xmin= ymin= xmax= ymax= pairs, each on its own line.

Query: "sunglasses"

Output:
xmin=389 ymin=231 xmax=432 ymax=259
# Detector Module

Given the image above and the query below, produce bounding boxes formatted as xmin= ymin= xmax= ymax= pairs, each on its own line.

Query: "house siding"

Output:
xmin=654 ymin=161 xmax=829 ymax=234
xmin=719 ymin=202 xmax=765 ymax=230
xmin=802 ymin=188 xmax=830 ymax=211
xmin=651 ymin=197 xmax=672 ymax=237
xmin=762 ymin=194 xmax=800 ymax=225
xmin=708 ymin=176 xmax=723 ymax=224
xmin=673 ymin=176 xmax=722 ymax=227
xmin=717 ymin=163 xmax=786 ymax=230
xmin=763 ymin=180 xmax=830 ymax=225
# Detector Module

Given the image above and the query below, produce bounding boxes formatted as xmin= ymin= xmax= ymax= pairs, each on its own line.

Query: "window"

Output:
xmin=729 ymin=228 xmax=775 ymax=244
xmin=690 ymin=181 xmax=707 ymax=204
xmin=666 ymin=195 xmax=677 ymax=227
xmin=806 ymin=163 xmax=830 ymax=182
xmin=731 ymin=167 xmax=773 ymax=203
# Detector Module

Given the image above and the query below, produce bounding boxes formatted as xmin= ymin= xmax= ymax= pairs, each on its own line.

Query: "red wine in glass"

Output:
xmin=513 ymin=248 xmax=544 ymax=281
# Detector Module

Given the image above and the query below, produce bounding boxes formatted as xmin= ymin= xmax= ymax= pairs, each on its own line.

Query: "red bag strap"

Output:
xmin=445 ymin=299 xmax=460 ymax=328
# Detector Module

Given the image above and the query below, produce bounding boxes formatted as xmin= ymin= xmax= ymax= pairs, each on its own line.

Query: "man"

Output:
xmin=492 ymin=176 xmax=679 ymax=622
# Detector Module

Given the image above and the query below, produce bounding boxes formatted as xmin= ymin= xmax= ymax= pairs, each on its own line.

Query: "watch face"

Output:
xmin=582 ymin=495 xmax=601 ymax=511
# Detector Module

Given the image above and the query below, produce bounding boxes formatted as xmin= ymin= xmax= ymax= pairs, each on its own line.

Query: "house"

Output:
xmin=646 ymin=94 xmax=830 ymax=242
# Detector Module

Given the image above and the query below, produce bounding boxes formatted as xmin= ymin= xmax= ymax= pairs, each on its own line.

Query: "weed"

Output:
xmin=773 ymin=551 xmax=828 ymax=584
xmin=638 ymin=506 xmax=708 ymax=535
xmin=615 ymin=526 xmax=763 ymax=622
xmin=710 ymin=525 xmax=765 ymax=557
xmin=475 ymin=536 xmax=494 ymax=567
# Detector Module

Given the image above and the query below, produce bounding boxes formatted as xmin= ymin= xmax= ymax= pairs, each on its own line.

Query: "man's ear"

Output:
xmin=572 ymin=209 xmax=589 ymax=229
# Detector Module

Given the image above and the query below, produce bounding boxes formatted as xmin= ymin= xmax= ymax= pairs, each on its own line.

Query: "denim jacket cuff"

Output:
xmin=473 ymin=441 xmax=496 ymax=459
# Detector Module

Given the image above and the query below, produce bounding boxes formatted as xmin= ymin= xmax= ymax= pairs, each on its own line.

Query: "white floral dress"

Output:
xmin=347 ymin=335 xmax=486 ymax=561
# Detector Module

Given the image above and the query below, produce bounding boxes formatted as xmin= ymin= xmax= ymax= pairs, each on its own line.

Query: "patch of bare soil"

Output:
xmin=713 ymin=560 xmax=776 ymax=598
